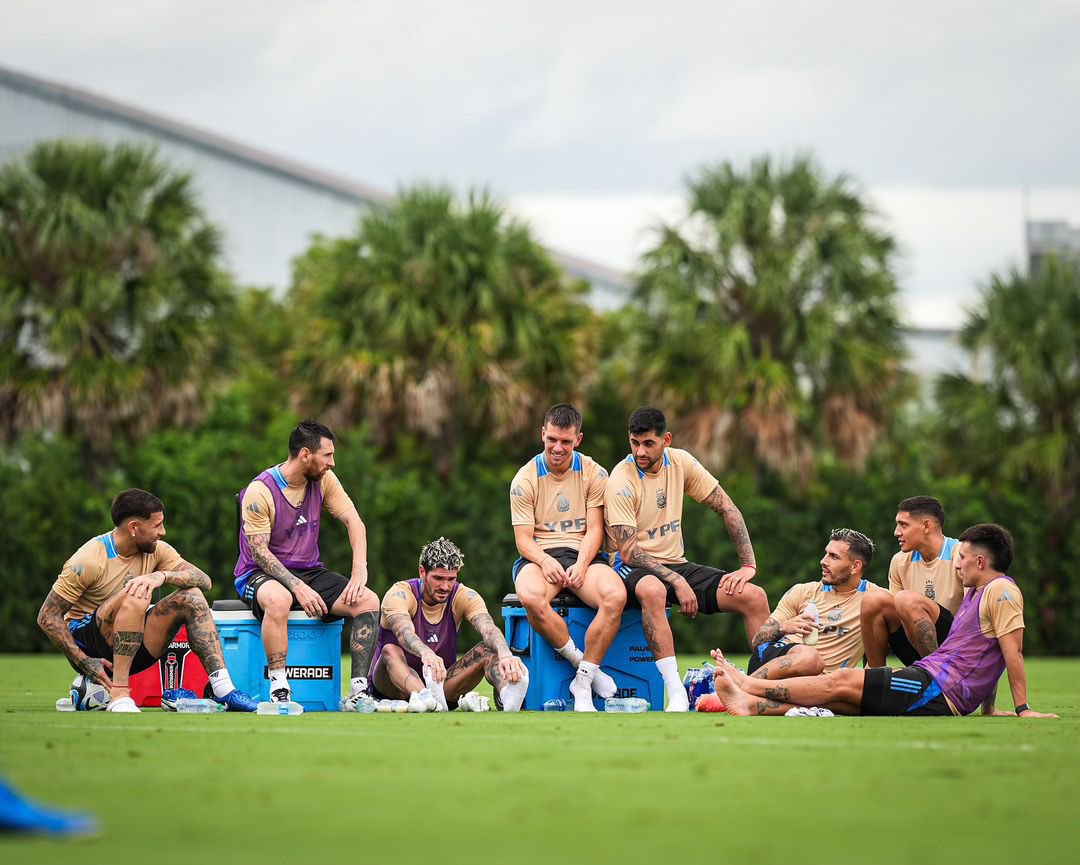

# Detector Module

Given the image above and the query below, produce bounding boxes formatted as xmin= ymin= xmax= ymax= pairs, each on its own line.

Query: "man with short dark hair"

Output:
xmin=747 ymin=529 xmax=887 ymax=680
xmin=510 ymin=403 xmax=626 ymax=711
xmin=711 ymin=523 xmax=1057 ymax=719
xmin=37 ymin=489 xmax=257 ymax=712
xmin=369 ymin=537 xmax=529 ymax=712
xmin=604 ymin=406 xmax=769 ymax=711
xmin=861 ymin=496 xmax=963 ymax=669
xmin=234 ymin=420 xmax=379 ymax=707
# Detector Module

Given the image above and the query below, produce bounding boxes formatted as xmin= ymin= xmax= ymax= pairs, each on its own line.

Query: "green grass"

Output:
xmin=1 ymin=654 xmax=1078 ymax=865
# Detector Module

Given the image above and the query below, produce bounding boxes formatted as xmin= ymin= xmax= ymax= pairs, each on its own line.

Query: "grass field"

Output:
xmin=2 ymin=653 xmax=1078 ymax=865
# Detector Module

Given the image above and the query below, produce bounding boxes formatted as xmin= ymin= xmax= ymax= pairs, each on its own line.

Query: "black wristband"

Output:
xmin=1014 ymin=703 xmax=1030 ymax=715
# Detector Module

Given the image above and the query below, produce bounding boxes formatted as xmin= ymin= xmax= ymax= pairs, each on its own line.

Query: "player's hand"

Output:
xmin=564 ymin=562 xmax=586 ymax=589
xmin=422 ymin=653 xmax=446 ymax=683
xmin=498 ymin=656 xmax=526 ymax=684
xmin=782 ymin=614 xmax=817 ymax=636
xmin=342 ymin=573 xmax=368 ymax=606
xmin=1018 ymin=709 xmax=1059 ymax=718
xmin=78 ymin=656 xmax=113 ymax=689
xmin=540 ymin=555 xmax=567 ymax=586
xmin=674 ymin=578 xmax=698 ymax=618
xmin=293 ymin=582 xmax=328 ymax=618
xmin=124 ymin=572 xmax=165 ymax=599
xmin=718 ymin=566 xmax=756 ymax=595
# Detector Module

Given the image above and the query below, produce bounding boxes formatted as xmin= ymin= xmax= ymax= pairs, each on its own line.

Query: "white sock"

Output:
xmin=656 ymin=657 xmax=689 ymax=712
xmin=209 ymin=668 xmax=236 ymax=699
xmin=423 ymin=666 xmax=449 ymax=711
xmin=556 ymin=639 xmax=584 ymax=667
xmin=571 ymin=663 xmax=598 ymax=711
xmin=349 ymin=676 xmax=368 ymax=695
xmin=589 ymin=665 xmax=618 ymax=699
xmin=499 ymin=669 xmax=529 ymax=713
xmin=269 ymin=668 xmax=289 ymax=694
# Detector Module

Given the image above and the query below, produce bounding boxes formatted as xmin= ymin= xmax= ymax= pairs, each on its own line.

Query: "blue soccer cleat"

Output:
xmin=213 ymin=688 xmax=259 ymax=712
xmin=161 ymin=688 xmax=198 ymax=712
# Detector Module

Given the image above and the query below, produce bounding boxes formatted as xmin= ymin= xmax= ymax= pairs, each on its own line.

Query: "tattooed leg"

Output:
xmin=256 ymin=581 xmax=293 ymax=670
xmin=636 ymin=577 xmax=675 ymax=659
xmin=107 ymin=593 xmax=149 ymax=692
xmin=895 ymin=591 xmax=943 ymax=659
xmin=750 ymin=647 xmax=824 ymax=680
xmin=442 ymin=643 xmax=493 ymax=704
xmin=374 ymin=645 xmax=424 ymax=698
xmin=716 ymin=656 xmax=865 ymax=714
xmin=142 ymin=589 xmax=224 ymax=674
xmin=349 ymin=611 xmax=377 ymax=681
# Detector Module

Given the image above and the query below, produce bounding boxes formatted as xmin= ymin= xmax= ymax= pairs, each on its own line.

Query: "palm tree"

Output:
xmin=287 ymin=184 xmax=598 ymax=476
xmin=934 ymin=257 xmax=1080 ymax=644
xmin=0 ymin=140 xmax=234 ymax=471
xmin=619 ymin=155 xmax=909 ymax=484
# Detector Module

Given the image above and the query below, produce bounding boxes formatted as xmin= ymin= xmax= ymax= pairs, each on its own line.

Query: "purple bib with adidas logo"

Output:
xmin=233 ymin=466 xmax=324 ymax=595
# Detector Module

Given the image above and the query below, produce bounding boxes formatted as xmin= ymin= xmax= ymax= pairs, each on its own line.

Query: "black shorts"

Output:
xmin=240 ymin=567 xmax=348 ymax=623
xmin=66 ymin=610 xmax=158 ymax=674
xmin=511 ymin=546 xmax=609 ymax=581
xmin=859 ymin=665 xmax=954 ymax=716
xmin=622 ymin=561 xmax=726 ymax=615
xmin=888 ymin=605 xmax=955 ymax=665
xmin=747 ymin=639 xmax=798 ymax=674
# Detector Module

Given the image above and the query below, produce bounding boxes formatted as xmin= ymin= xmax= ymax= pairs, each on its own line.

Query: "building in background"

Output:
xmin=1027 ymin=220 xmax=1080 ymax=276
xmin=1 ymin=63 xmax=967 ymax=382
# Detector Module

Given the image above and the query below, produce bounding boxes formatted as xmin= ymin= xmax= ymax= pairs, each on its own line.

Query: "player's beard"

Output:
xmin=136 ymin=539 xmax=158 ymax=554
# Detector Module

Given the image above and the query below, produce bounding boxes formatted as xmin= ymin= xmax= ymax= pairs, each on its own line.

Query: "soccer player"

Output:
xmin=710 ymin=523 xmax=1057 ymax=719
xmin=369 ymin=537 xmax=529 ymax=712
xmin=861 ymin=496 xmax=963 ymax=668
xmin=234 ymin=420 xmax=379 ymax=707
xmin=748 ymin=528 xmax=888 ymax=680
xmin=604 ymin=406 xmax=770 ymax=711
xmin=36 ymin=489 xmax=257 ymax=713
xmin=510 ymin=403 xmax=626 ymax=711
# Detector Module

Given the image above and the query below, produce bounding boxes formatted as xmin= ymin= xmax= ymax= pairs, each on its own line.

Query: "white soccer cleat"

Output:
xmin=408 ymin=688 xmax=438 ymax=713
xmin=457 ymin=691 xmax=490 ymax=712
xmin=106 ymin=696 xmax=141 ymax=713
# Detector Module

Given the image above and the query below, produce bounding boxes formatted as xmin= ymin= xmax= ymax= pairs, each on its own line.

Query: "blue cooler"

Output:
xmin=502 ymin=593 xmax=664 ymax=711
xmin=211 ymin=601 xmax=342 ymax=711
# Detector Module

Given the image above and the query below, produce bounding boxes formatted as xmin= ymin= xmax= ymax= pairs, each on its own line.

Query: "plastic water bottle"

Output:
xmin=55 ymin=696 xmax=75 ymax=712
xmin=542 ymin=698 xmax=567 ymax=711
xmin=683 ymin=663 xmax=716 ymax=708
xmin=339 ymin=695 xmax=377 ymax=713
xmin=256 ymin=700 xmax=304 ymax=715
xmin=804 ymin=601 xmax=821 ymax=646
xmin=604 ymin=697 xmax=649 ymax=713
xmin=175 ymin=698 xmax=224 ymax=714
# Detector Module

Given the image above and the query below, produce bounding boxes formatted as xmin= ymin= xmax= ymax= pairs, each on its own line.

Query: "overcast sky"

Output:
xmin=4 ymin=0 xmax=1079 ymax=326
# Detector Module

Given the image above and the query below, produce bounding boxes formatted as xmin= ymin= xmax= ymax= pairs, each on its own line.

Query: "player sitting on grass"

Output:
xmin=747 ymin=529 xmax=887 ymax=680
xmin=36 ymin=489 xmax=257 ymax=713
xmin=709 ymin=523 xmax=1057 ymax=719
xmin=368 ymin=537 xmax=529 ymax=712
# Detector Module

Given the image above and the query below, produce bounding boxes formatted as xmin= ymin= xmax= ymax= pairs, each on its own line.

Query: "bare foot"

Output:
xmin=709 ymin=648 xmax=749 ymax=688
xmin=710 ymin=666 xmax=754 ymax=716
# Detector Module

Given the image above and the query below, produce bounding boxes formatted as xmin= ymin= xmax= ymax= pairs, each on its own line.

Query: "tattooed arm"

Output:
xmin=36 ymin=591 xmax=113 ymax=688
xmin=123 ymin=562 xmax=212 ymax=600
xmin=385 ymin=611 xmax=444 ymax=680
xmin=751 ymin=614 xmax=816 ymax=648
xmin=610 ymin=523 xmax=698 ymax=617
xmin=467 ymin=610 xmax=526 ymax=684
xmin=703 ymin=484 xmax=757 ymax=592
xmin=248 ymin=532 xmax=327 ymax=617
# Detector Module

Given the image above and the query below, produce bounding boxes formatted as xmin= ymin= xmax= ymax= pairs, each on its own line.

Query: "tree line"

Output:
xmin=2 ymin=140 xmax=1077 ymax=654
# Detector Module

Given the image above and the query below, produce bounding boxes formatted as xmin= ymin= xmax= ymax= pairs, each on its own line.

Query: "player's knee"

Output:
xmin=635 ymin=579 xmax=667 ymax=610
xmin=895 ymin=590 xmax=929 ymax=620
xmin=796 ymin=648 xmax=825 ymax=676
xmin=260 ymin=589 xmax=292 ymax=621
xmin=727 ymin=583 xmax=768 ymax=615
xmin=118 ymin=591 xmax=148 ymax=617
xmin=517 ymin=582 xmax=549 ymax=611
xmin=174 ymin=587 xmax=208 ymax=612
xmin=597 ymin=580 xmax=627 ymax=614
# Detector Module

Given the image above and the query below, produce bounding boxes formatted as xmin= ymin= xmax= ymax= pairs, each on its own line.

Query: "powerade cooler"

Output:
xmin=211 ymin=600 xmax=342 ymax=711
xmin=501 ymin=593 xmax=664 ymax=710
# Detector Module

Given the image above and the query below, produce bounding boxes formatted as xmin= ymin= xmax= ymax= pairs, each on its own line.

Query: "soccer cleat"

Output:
xmin=408 ymin=688 xmax=439 ymax=713
xmin=214 ymin=688 xmax=259 ymax=712
xmin=0 ymin=780 xmax=99 ymax=837
xmin=270 ymin=687 xmax=292 ymax=704
xmin=342 ymin=685 xmax=375 ymax=712
xmin=106 ymin=696 xmax=141 ymax=713
xmin=457 ymin=691 xmax=490 ymax=712
xmin=161 ymin=688 xmax=197 ymax=712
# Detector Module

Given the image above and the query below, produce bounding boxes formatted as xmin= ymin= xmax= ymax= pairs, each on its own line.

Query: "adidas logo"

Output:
xmin=617 ymin=486 xmax=633 ymax=498
xmin=999 ymin=590 xmax=1014 ymax=602
xmin=426 ymin=633 xmax=440 ymax=644
xmin=511 ymin=485 xmax=524 ymax=497
xmin=295 ymin=515 xmax=308 ymax=526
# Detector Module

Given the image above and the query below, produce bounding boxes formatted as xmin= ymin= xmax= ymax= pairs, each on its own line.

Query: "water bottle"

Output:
xmin=175 ymin=698 xmax=224 ymax=714
xmin=339 ymin=695 xmax=377 ymax=713
xmin=542 ymin=698 xmax=567 ymax=711
xmin=804 ymin=601 xmax=820 ymax=646
xmin=55 ymin=696 xmax=75 ymax=712
xmin=256 ymin=700 xmax=304 ymax=715
xmin=604 ymin=697 xmax=649 ymax=713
